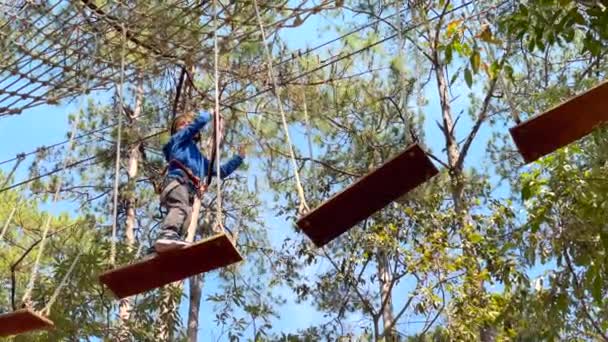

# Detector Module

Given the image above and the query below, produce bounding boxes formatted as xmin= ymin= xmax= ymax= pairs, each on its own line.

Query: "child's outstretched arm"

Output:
xmin=211 ymin=155 xmax=244 ymax=179
xmin=172 ymin=111 xmax=212 ymax=145
xmin=206 ymin=144 xmax=247 ymax=179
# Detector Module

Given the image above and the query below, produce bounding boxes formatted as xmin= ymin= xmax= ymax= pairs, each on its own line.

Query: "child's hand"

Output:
xmin=198 ymin=183 xmax=208 ymax=193
xmin=238 ymin=143 xmax=249 ymax=158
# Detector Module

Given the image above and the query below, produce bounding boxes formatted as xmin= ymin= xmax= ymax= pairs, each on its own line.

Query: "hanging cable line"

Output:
xmin=0 ymin=124 xmax=118 ymax=167
xmin=0 ymin=0 xmax=480 ymax=169
xmin=231 ymin=0 xmax=479 ymax=106
xmin=0 ymin=0 xmax=488 ymax=195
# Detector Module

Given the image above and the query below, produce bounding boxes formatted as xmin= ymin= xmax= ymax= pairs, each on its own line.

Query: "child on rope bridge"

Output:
xmin=154 ymin=110 xmax=245 ymax=253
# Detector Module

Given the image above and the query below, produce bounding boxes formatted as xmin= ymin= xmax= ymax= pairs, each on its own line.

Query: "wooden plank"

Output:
xmin=510 ymin=80 xmax=608 ymax=163
xmin=0 ymin=309 xmax=54 ymax=337
xmin=297 ymin=143 xmax=438 ymax=247
xmin=99 ymin=233 xmax=242 ymax=299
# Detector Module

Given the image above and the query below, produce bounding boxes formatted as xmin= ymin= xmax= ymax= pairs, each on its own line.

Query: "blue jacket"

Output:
xmin=163 ymin=111 xmax=243 ymax=184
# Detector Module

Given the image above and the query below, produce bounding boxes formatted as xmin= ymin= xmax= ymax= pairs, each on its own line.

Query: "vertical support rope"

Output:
xmin=110 ymin=23 xmax=126 ymax=266
xmin=20 ymin=16 xmax=97 ymax=306
xmin=252 ymin=0 xmax=310 ymax=214
xmin=41 ymin=250 xmax=83 ymax=315
xmin=22 ymin=113 xmax=81 ymax=306
xmin=213 ymin=0 xmax=224 ymax=232
xmin=298 ymin=57 xmax=314 ymax=163
xmin=0 ymin=155 xmax=26 ymax=242
xmin=1 ymin=154 xmax=25 ymax=190
xmin=0 ymin=206 xmax=17 ymax=242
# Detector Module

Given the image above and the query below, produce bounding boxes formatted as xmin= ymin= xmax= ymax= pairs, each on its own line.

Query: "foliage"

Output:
xmin=501 ymin=1 xmax=608 ymax=57
xmin=1 ymin=0 xmax=608 ymax=341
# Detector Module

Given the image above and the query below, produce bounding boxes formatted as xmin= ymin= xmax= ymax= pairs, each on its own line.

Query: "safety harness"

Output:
xmin=169 ymin=159 xmax=204 ymax=198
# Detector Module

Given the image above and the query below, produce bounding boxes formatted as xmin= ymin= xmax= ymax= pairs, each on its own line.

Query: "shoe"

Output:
xmin=154 ymin=229 xmax=189 ymax=253
xmin=143 ymin=245 xmax=157 ymax=259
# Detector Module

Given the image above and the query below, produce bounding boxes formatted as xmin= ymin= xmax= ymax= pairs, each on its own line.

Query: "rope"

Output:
xmin=298 ymin=57 xmax=314 ymax=163
xmin=173 ymin=66 xmax=187 ymax=119
xmin=0 ymin=156 xmax=26 ymax=242
xmin=253 ymin=0 xmax=310 ymax=214
xmin=41 ymin=250 xmax=83 ymax=315
xmin=109 ymin=23 xmax=127 ymax=266
xmin=21 ymin=111 xmax=82 ymax=306
xmin=212 ymin=0 xmax=225 ymax=233
xmin=1 ymin=154 xmax=25 ymax=189
xmin=0 ymin=206 xmax=17 ymax=242
xmin=19 ymin=11 xmax=96 ymax=307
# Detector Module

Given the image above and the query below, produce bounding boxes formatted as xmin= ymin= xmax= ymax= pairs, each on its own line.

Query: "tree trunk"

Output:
xmin=116 ymin=74 xmax=144 ymax=341
xmin=434 ymin=57 xmax=494 ymax=342
xmin=377 ymin=251 xmax=395 ymax=342
xmin=187 ymin=274 xmax=204 ymax=341
xmin=185 ymin=198 xmax=203 ymax=341
xmin=157 ymin=287 xmax=180 ymax=341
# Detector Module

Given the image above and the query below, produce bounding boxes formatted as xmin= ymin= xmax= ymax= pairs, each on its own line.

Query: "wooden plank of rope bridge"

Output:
xmin=510 ymin=80 xmax=608 ymax=164
xmin=297 ymin=143 xmax=439 ymax=247
xmin=0 ymin=309 xmax=54 ymax=337
xmin=99 ymin=233 xmax=242 ymax=299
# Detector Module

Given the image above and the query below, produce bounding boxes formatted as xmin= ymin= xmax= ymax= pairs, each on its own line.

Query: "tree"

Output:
xmin=509 ymin=127 xmax=608 ymax=341
xmin=1 ymin=0 xmax=607 ymax=340
xmin=0 ymin=173 xmax=99 ymax=342
xmin=266 ymin=0 xmax=606 ymax=340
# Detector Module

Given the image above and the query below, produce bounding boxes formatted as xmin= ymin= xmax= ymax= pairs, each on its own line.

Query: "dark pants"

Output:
xmin=160 ymin=178 xmax=194 ymax=237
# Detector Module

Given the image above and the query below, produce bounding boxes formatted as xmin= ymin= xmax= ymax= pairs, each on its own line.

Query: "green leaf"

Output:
xmin=586 ymin=38 xmax=602 ymax=56
xmin=519 ymin=4 xmax=528 ymax=17
xmin=570 ymin=9 xmax=585 ymax=25
xmin=527 ymin=37 xmax=535 ymax=51
xmin=521 ymin=181 xmax=532 ymax=201
xmin=464 ymin=68 xmax=473 ymax=88
xmin=450 ymin=68 xmax=460 ymax=86
xmin=470 ymin=50 xmax=481 ymax=74
xmin=390 ymin=54 xmax=405 ymax=74
xmin=564 ymin=28 xmax=575 ymax=42
xmin=489 ymin=60 xmax=501 ymax=79
xmin=556 ymin=292 xmax=568 ymax=312
xmin=445 ymin=44 xmax=453 ymax=64
xmin=469 ymin=232 xmax=483 ymax=244
xmin=504 ymin=64 xmax=514 ymax=80
xmin=601 ymin=232 xmax=608 ymax=252
xmin=536 ymin=38 xmax=546 ymax=51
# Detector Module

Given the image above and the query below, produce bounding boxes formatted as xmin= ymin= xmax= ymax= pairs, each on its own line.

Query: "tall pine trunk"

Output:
xmin=117 ymin=75 xmax=144 ymax=341
xmin=185 ymin=205 xmax=212 ymax=341
xmin=377 ymin=251 xmax=395 ymax=341
xmin=187 ymin=274 xmax=204 ymax=341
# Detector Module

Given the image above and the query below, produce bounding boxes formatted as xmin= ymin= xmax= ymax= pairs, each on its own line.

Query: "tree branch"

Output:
xmin=456 ymin=50 xmax=508 ymax=171
xmin=322 ymin=248 xmax=377 ymax=318
xmin=563 ymin=247 xmax=608 ymax=342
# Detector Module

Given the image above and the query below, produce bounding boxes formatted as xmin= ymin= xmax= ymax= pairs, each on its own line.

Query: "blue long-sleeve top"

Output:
xmin=163 ymin=111 xmax=243 ymax=184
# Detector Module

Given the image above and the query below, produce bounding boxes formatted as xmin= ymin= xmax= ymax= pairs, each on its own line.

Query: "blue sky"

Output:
xmin=0 ymin=3 xmax=556 ymax=341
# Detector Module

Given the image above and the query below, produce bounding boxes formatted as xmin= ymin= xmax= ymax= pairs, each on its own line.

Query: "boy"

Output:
xmin=154 ymin=110 xmax=245 ymax=253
